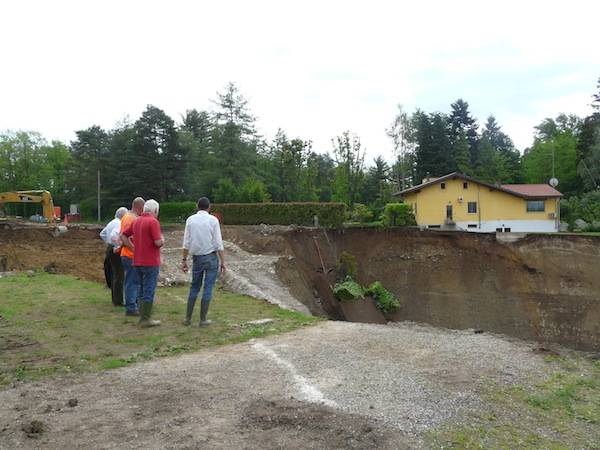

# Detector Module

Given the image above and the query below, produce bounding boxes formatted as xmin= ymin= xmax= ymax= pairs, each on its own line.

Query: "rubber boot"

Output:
xmin=183 ymin=298 xmax=196 ymax=326
xmin=198 ymin=301 xmax=212 ymax=327
xmin=139 ymin=302 xmax=160 ymax=328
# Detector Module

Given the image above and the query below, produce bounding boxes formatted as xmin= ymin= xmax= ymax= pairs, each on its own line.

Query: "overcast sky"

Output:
xmin=1 ymin=0 xmax=599 ymax=164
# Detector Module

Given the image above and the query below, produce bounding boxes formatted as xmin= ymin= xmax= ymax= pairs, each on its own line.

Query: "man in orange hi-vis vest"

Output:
xmin=119 ymin=197 xmax=145 ymax=317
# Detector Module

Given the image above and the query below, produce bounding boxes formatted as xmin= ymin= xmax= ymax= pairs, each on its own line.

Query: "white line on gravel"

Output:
xmin=252 ymin=342 xmax=337 ymax=408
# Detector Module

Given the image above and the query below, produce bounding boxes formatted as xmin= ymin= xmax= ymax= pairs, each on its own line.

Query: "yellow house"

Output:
xmin=396 ymin=172 xmax=563 ymax=233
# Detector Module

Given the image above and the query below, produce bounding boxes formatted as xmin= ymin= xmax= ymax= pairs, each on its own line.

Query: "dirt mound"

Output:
xmin=241 ymin=399 xmax=413 ymax=449
xmin=0 ymin=226 xmax=105 ymax=282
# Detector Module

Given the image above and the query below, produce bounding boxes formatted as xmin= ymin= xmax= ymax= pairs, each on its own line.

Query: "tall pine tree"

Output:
xmin=448 ymin=99 xmax=479 ymax=168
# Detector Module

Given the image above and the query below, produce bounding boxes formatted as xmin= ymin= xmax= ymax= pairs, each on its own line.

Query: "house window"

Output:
xmin=468 ymin=202 xmax=477 ymax=214
xmin=504 ymin=227 xmax=511 ymax=232
xmin=463 ymin=182 xmax=468 ymax=189
xmin=526 ymin=200 xmax=545 ymax=212
xmin=428 ymin=225 xmax=441 ymax=229
xmin=467 ymin=224 xmax=478 ymax=228
xmin=496 ymin=227 xmax=503 ymax=232
xmin=440 ymin=182 xmax=446 ymax=190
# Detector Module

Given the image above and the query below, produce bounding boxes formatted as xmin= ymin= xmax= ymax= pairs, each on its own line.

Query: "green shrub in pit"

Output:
xmin=366 ymin=281 xmax=400 ymax=313
xmin=337 ymin=252 xmax=358 ymax=280
xmin=333 ymin=277 xmax=365 ymax=301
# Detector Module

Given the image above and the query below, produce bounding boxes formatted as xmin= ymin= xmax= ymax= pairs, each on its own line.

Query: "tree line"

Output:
xmin=1 ymin=79 xmax=599 ymax=220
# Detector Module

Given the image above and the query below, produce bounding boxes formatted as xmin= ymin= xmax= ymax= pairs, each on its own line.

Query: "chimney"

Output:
xmin=422 ymin=176 xmax=439 ymax=184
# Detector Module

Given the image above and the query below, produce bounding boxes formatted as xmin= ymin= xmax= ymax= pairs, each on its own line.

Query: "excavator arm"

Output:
xmin=0 ymin=190 xmax=56 ymax=222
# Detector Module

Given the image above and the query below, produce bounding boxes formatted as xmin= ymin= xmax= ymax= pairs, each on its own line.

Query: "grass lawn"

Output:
xmin=429 ymin=355 xmax=600 ymax=449
xmin=0 ymin=272 xmax=320 ymax=386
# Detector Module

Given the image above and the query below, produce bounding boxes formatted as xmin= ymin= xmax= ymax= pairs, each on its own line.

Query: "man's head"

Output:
xmin=197 ymin=197 xmax=211 ymax=211
xmin=143 ymin=199 xmax=160 ymax=217
xmin=115 ymin=207 xmax=128 ymax=219
xmin=131 ymin=197 xmax=145 ymax=215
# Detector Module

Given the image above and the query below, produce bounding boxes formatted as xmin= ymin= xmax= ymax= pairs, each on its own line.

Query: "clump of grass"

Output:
xmin=429 ymin=355 xmax=600 ymax=448
xmin=525 ymin=368 xmax=599 ymax=423
xmin=365 ymin=281 xmax=400 ymax=313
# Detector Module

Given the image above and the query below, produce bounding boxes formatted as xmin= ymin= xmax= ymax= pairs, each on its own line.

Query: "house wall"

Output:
xmin=402 ymin=177 xmax=559 ymax=232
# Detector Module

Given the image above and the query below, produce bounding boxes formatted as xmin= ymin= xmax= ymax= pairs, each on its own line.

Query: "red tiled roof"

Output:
xmin=395 ymin=172 xmax=564 ymax=199
xmin=501 ymin=184 xmax=563 ymax=198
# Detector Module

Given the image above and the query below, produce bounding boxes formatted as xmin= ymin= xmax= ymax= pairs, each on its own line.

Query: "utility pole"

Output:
xmin=97 ymin=168 xmax=101 ymax=222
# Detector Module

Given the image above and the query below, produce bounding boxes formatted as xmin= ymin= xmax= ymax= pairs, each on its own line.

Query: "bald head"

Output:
xmin=132 ymin=197 xmax=145 ymax=215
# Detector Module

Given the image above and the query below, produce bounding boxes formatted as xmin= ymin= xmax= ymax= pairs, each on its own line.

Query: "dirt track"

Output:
xmin=0 ymin=321 xmax=548 ymax=449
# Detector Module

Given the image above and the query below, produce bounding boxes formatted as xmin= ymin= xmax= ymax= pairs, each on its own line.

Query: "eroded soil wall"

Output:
xmin=282 ymin=228 xmax=600 ymax=351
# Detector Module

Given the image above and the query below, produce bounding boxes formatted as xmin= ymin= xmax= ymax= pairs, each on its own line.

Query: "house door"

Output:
xmin=446 ymin=205 xmax=453 ymax=220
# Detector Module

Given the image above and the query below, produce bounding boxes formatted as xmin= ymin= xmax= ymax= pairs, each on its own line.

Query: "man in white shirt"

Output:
xmin=181 ymin=197 xmax=226 ymax=326
xmin=100 ymin=207 xmax=128 ymax=306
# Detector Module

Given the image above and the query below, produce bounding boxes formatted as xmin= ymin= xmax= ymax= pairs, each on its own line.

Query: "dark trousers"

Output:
xmin=103 ymin=249 xmax=112 ymax=289
xmin=104 ymin=245 xmax=124 ymax=306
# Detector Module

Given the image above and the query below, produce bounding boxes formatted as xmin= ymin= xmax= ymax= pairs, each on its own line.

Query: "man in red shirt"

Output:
xmin=121 ymin=199 xmax=164 ymax=327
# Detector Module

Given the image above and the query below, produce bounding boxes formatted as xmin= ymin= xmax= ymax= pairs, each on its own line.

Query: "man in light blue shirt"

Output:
xmin=181 ymin=197 xmax=226 ymax=326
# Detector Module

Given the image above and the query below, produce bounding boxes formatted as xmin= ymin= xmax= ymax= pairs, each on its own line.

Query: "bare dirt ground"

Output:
xmin=0 ymin=321 xmax=548 ymax=449
xmin=0 ymin=225 xmax=106 ymax=283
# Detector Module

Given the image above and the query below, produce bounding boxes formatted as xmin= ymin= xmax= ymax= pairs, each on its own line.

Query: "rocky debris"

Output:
xmin=158 ymin=230 xmax=310 ymax=314
xmin=44 ymin=262 xmax=58 ymax=274
xmin=245 ymin=319 xmax=275 ymax=326
xmin=22 ymin=420 xmax=45 ymax=438
xmin=52 ymin=225 xmax=68 ymax=237
xmin=67 ymin=398 xmax=78 ymax=407
xmin=0 ymin=271 xmax=17 ymax=279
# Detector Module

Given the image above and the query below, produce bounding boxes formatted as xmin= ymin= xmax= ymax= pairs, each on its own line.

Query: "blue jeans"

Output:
xmin=135 ymin=266 xmax=160 ymax=304
xmin=188 ymin=253 xmax=219 ymax=306
xmin=121 ymin=256 xmax=140 ymax=313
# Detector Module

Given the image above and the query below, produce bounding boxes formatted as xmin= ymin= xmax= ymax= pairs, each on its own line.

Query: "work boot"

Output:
xmin=198 ymin=301 xmax=212 ymax=327
xmin=183 ymin=298 xmax=196 ymax=326
xmin=125 ymin=309 xmax=140 ymax=317
xmin=139 ymin=302 xmax=160 ymax=328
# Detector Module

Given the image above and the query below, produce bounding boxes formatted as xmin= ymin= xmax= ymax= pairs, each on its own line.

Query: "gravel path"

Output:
xmin=0 ymin=321 xmax=547 ymax=449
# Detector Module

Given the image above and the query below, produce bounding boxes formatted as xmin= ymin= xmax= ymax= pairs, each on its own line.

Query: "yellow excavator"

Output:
xmin=0 ymin=190 xmax=57 ymax=223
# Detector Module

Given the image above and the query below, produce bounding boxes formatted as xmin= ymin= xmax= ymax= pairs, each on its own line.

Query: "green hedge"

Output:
xmin=159 ymin=201 xmax=197 ymax=223
xmin=159 ymin=202 xmax=346 ymax=227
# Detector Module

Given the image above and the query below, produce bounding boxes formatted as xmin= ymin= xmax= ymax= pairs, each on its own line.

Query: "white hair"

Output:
xmin=115 ymin=207 xmax=128 ymax=219
xmin=143 ymin=199 xmax=160 ymax=215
